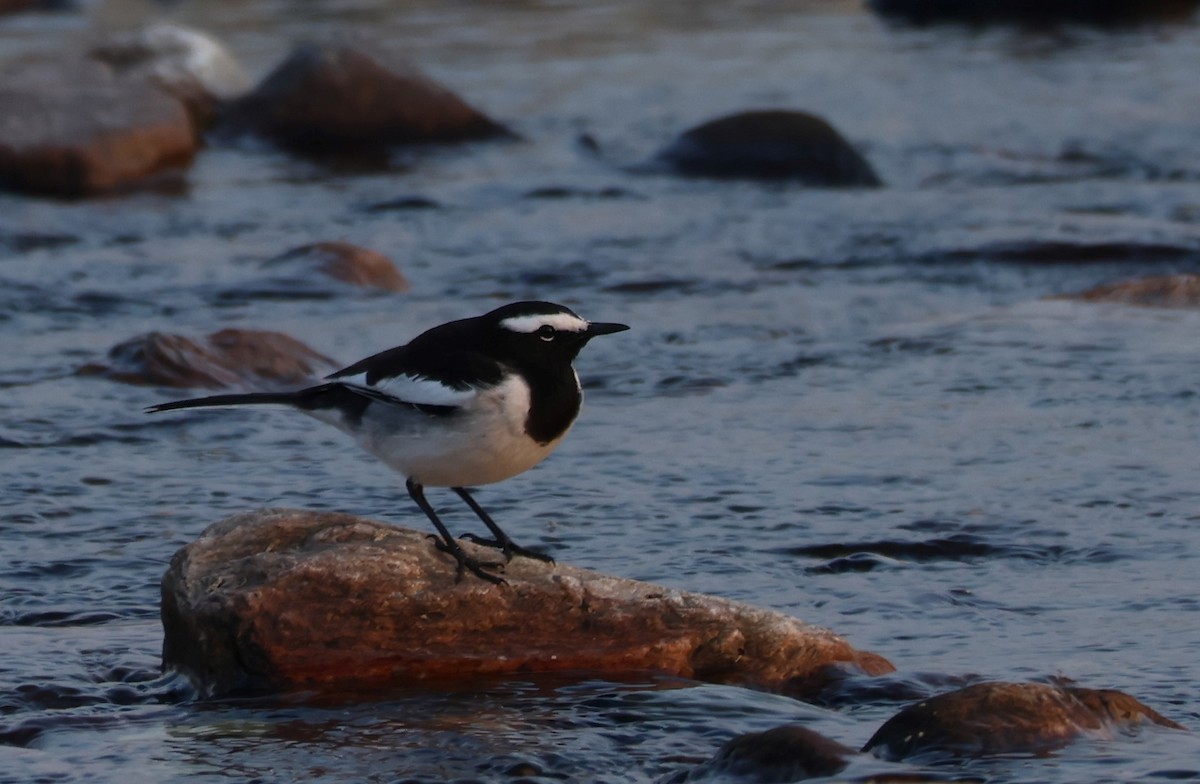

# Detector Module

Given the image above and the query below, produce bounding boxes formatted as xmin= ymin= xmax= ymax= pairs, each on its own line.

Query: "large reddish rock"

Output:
xmin=221 ymin=41 xmax=511 ymax=153
xmin=0 ymin=61 xmax=197 ymax=197
xmin=78 ymin=329 xmax=338 ymax=389
xmin=863 ymin=681 xmax=1186 ymax=760
xmin=647 ymin=110 xmax=882 ymax=186
xmin=161 ymin=509 xmax=894 ymax=696
xmin=263 ymin=241 xmax=410 ymax=292
xmin=1056 ymin=274 xmax=1200 ymax=308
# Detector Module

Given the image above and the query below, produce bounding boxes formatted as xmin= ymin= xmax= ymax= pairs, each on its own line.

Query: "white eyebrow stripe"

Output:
xmin=337 ymin=372 xmax=477 ymax=407
xmin=500 ymin=313 xmax=589 ymax=334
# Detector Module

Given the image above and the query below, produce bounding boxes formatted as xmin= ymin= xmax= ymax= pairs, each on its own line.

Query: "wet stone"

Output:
xmin=1055 ymin=274 xmax=1200 ymax=308
xmin=862 ymin=681 xmax=1186 ymax=760
xmin=221 ymin=40 xmax=511 ymax=154
xmin=79 ymin=329 xmax=338 ymax=389
xmin=665 ymin=725 xmax=854 ymax=783
xmin=161 ymin=509 xmax=894 ymax=697
xmin=0 ymin=60 xmax=197 ymax=197
xmin=647 ymin=110 xmax=882 ymax=186
xmin=263 ymin=241 xmax=411 ymax=293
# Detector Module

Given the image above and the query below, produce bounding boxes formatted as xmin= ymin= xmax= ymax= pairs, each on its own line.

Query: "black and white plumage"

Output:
xmin=147 ymin=301 xmax=629 ymax=584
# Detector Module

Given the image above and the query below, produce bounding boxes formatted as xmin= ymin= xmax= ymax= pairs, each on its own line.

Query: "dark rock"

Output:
xmin=666 ymin=725 xmax=854 ymax=783
xmin=1054 ymin=274 xmax=1200 ymax=308
xmin=90 ymin=24 xmax=251 ymax=129
xmin=263 ymin=241 xmax=410 ymax=293
xmin=648 ymin=110 xmax=881 ymax=186
xmin=869 ymin=0 xmax=1200 ymax=26
xmin=863 ymin=681 xmax=1185 ymax=760
xmin=221 ymin=41 xmax=511 ymax=153
xmin=161 ymin=509 xmax=894 ymax=696
xmin=78 ymin=329 xmax=338 ymax=389
xmin=0 ymin=60 xmax=196 ymax=197
xmin=0 ymin=0 xmax=59 ymax=13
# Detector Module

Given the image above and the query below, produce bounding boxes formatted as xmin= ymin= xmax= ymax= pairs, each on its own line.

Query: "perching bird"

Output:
xmin=147 ymin=301 xmax=629 ymax=584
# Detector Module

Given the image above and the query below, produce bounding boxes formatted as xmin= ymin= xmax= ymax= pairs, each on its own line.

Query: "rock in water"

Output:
xmin=221 ymin=41 xmax=511 ymax=153
xmin=863 ymin=681 xmax=1186 ymax=759
xmin=79 ymin=329 xmax=338 ymax=389
xmin=161 ymin=509 xmax=894 ymax=696
xmin=0 ymin=60 xmax=196 ymax=197
xmin=263 ymin=241 xmax=410 ymax=293
xmin=1055 ymin=274 xmax=1200 ymax=309
xmin=664 ymin=725 xmax=854 ymax=783
xmin=649 ymin=110 xmax=881 ymax=186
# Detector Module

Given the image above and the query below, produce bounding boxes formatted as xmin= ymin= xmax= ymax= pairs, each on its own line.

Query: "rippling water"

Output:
xmin=3 ymin=1 xmax=1200 ymax=781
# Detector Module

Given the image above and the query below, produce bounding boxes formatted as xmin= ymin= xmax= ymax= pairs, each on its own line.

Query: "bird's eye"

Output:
xmin=536 ymin=324 xmax=557 ymax=341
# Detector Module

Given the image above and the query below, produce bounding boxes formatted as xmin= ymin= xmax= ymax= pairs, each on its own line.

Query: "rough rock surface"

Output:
xmin=79 ymin=329 xmax=338 ymax=389
xmin=648 ymin=110 xmax=881 ymax=186
xmin=0 ymin=60 xmax=196 ymax=197
xmin=264 ymin=241 xmax=410 ymax=292
xmin=664 ymin=725 xmax=854 ymax=783
xmin=863 ymin=681 xmax=1186 ymax=760
xmin=161 ymin=509 xmax=894 ymax=696
xmin=221 ymin=41 xmax=510 ymax=152
xmin=1056 ymin=274 xmax=1200 ymax=308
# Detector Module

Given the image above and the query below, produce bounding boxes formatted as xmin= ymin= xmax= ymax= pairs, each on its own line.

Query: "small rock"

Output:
xmin=869 ymin=0 xmax=1200 ymax=25
xmin=665 ymin=725 xmax=854 ymax=783
xmin=863 ymin=681 xmax=1185 ymax=760
xmin=161 ymin=509 xmax=894 ymax=696
xmin=0 ymin=60 xmax=196 ymax=197
xmin=221 ymin=40 xmax=511 ymax=153
xmin=263 ymin=241 xmax=410 ymax=293
xmin=79 ymin=329 xmax=338 ymax=389
xmin=91 ymin=23 xmax=251 ymax=128
xmin=1055 ymin=274 xmax=1200 ymax=308
xmin=647 ymin=110 xmax=881 ymax=186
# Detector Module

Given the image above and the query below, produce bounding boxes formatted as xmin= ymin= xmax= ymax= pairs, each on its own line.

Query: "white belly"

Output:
xmin=325 ymin=375 xmax=570 ymax=487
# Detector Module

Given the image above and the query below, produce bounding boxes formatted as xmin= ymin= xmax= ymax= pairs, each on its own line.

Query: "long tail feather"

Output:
xmin=145 ymin=391 xmax=300 ymax=414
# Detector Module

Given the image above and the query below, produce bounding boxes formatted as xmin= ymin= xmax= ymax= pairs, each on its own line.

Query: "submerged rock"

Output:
xmin=0 ymin=60 xmax=196 ymax=197
xmin=863 ymin=681 xmax=1185 ymax=760
xmin=91 ymin=23 xmax=251 ymax=128
xmin=161 ymin=509 xmax=894 ymax=696
xmin=221 ymin=41 xmax=511 ymax=153
xmin=79 ymin=329 xmax=338 ymax=389
xmin=869 ymin=0 xmax=1200 ymax=26
xmin=1055 ymin=274 xmax=1200 ymax=308
xmin=263 ymin=241 xmax=411 ymax=293
xmin=647 ymin=110 xmax=881 ymax=186
xmin=664 ymin=725 xmax=854 ymax=783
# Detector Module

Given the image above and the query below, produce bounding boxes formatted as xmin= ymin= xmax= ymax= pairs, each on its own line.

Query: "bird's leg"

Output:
xmin=452 ymin=486 xmax=555 ymax=564
xmin=406 ymin=478 xmax=505 ymax=585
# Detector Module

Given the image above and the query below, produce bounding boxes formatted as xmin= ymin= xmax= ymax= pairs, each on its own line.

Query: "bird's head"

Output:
xmin=483 ymin=301 xmax=629 ymax=365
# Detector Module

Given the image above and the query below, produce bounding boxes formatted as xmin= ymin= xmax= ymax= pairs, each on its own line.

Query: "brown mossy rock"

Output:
xmin=161 ymin=509 xmax=894 ymax=697
xmin=79 ymin=329 xmax=338 ymax=389
xmin=1055 ymin=274 xmax=1200 ymax=308
xmin=0 ymin=60 xmax=196 ymax=197
xmin=664 ymin=725 xmax=854 ymax=783
xmin=863 ymin=681 xmax=1185 ymax=760
xmin=222 ymin=41 xmax=511 ymax=152
xmin=868 ymin=0 xmax=1200 ymax=26
xmin=649 ymin=110 xmax=882 ymax=186
xmin=264 ymin=241 xmax=410 ymax=292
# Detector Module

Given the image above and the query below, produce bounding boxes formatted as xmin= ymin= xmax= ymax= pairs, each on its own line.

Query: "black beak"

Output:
xmin=586 ymin=321 xmax=630 ymax=337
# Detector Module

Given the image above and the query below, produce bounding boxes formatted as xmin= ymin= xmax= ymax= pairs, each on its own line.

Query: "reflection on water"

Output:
xmin=2 ymin=1 xmax=1200 ymax=781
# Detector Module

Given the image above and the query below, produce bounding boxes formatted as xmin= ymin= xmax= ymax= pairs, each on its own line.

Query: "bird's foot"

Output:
xmin=460 ymin=533 xmax=556 ymax=564
xmin=432 ymin=537 xmax=507 ymax=585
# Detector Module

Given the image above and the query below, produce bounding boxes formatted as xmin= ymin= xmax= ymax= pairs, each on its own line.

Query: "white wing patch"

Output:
xmin=337 ymin=372 xmax=477 ymax=408
xmin=500 ymin=312 xmax=589 ymax=334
